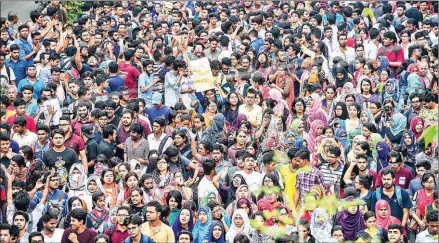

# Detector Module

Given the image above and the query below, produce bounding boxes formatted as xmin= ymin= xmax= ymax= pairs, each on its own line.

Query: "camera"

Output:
xmin=384 ymin=105 xmax=391 ymax=112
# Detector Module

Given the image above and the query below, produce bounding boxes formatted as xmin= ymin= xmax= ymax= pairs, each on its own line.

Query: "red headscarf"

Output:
xmin=410 ymin=116 xmax=425 ymax=140
xmin=375 ymin=200 xmax=402 ymax=230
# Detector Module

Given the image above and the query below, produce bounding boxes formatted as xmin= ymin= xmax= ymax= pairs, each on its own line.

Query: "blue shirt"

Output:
xmin=138 ymin=72 xmax=154 ymax=106
xmin=108 ymin=74 xmax=125 ymax=92
xmin=17 ymin=78 xmax=45 ymax=99
xmin=5 ymin=58 xmax=27 ymax=84
xmin=146 ymin=105 xmax=171 ymax=124
xmin=17 ymin=38 xmax=34 ymax=65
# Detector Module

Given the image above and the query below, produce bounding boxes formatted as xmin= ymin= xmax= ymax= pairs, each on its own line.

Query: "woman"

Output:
xmin=117 ymin=172 xmax=139 ymax=206
xmin=353 ymin=57 xmax=366 ymax=83
xmin=94 ymin=234 xmax=110 ymax=243
xmin=202 ymin=113 xmax=226 ymax=144
xmin=316 ymin=137 xmax=339 ymax=165
xmin=237 ymin=198 xmax=254 ymax=218
xmin=152 ymin=154 xmax=173 ymax=196
xmin=8 ymin=155 xmax=27 ymax=182
xmin=165 ymin=110 xmax=181 ymax=135
xmin=375 ymin=200 xmax=402 ymax=230
xmin=383 ymin=113 xmax=407 ymax=146
xmin=117 ymin=163 xmax=131 ymax=190
xmin=361 ymin=123 xmax=382 ymax=159
xmin=290 ymin=119 xmax=307 ymax=138
xmin=85 ymin=175 xmax=103 ymax=211
xmin=204 ymin=99 xmax=219 ymax=128
xmin=328 ymin=102 xmax=349 ymax=129
xmin=401 ymin=131 xmax=418 ymax=167
xmin=290 ymin=98 xmax=309 ymax=131
xmin=193 ymin=206 xmax=212 ymax=243
xmin=224 ymin=174 xmax=247 ymax=206
xmin=400 ymin=30 xmax=411 ymax=59
xmin=226 ymin=209 xmax=251 ymax=242
xmin=172 ymin=208 xmax=194 ymax=240
xmin=358 ymin=63 xmax=378 ymax=89
xmin=346 ymin=103 xmax=361 ymax=136
xmin=256 ymin=52 xmax=273 ymax=78
xmin=310 ymin=208 xmax=332 ymax=243
xmin=362 ymin=211 xmax=380 ymax=238
xmin=260 ymin=116 xmax=283 ymax=152
xmin=60 ymin=197 xmax=91 ymax=229
xmin=226 ymin=184 xmax=257 ymax=218
xmin=360 ymin=109 xmax=377 ymax=129
xmin=307 ymin=93 xmax=327 ymax=125
xmin=222 ymin=92 xmax=242 ymax=126
xmin=67 ymin=163 xmax=87 ymax=198
xmin=273 ymin=206 xmax=296 ymax=237
xmin=337 ymin=82 xmax=356 ymax=104
xmin=268 ymin=88 xmax=290 ymax=123
xmin=230 ymin=114 xmax=247 ymax=132
xmin=334 ymin=67 xmax=351 ymax=90
xmin=335 ymin=198 xmax=365 ymax=241
xmin=335 ymin=128 xmax=351 ymax=156
xmin=101 ymin=169 xmax=119 ymax=208
xmin=166 ymin=190 xmax=183 ymax=226
xmin=414 ymin=173 xmax=436 ymax=223
xmin=322 ymin=85 xmax=337 ymax=120
xmin=356 ymin=78 xmax=379 ymax=109
xmin=305 ymin=120 xmax=325 ymax=159
xmin=374 ymin=68 xmax=391 ymax=94
xmin=376 ymin=141 xmax=391 ymax=172
xmin=410 ymin=116 xmax=425 ymax=141
xmin=206 ymin=220 xmax=226 ymax=243
xmin=381 ymin=78 xmax=401 ymax=107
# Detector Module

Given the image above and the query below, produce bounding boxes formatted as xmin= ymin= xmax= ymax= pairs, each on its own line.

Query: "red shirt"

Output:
xmin=71 ymin=117 xmax=93 ymax=136
xmin=7 ymin=114 xmax=36 ymax=132
xmin=375 ymin=166 xmax=414 ymax=190
xmin=118 ymin=62 xmax=140 ymax=98
xmin=376 ymin=44 xmax=404 ymax=76
xmin=104 ymin=224 xmax=129 ymax=243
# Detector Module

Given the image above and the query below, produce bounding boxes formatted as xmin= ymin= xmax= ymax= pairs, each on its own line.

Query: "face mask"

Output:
xmin=70 ymin=174 xmax=80 ymax=182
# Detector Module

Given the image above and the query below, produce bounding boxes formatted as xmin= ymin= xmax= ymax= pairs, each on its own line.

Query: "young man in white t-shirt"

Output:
xmin=41 ymin=211 xmax=65 ymax=243
xmin=0 ymin=52 xmax=16 ymax=86
xmin=234 ymin=152 xmax=262 ymax=192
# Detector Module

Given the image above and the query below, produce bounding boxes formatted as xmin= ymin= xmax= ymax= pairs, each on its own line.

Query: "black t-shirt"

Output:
xmin=85 ymin=139 xmax=98 ymax=174
xmin=98 ymin=140 xmax=114 ymax=160
xmin=108 ymin=115 xmax=121 ymax=127
xmin=42 ymin=147 xmax=78 ymax=184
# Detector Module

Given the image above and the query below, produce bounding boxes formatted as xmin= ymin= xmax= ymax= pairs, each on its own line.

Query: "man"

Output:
xmin=130 ymin=188 xmax=147 ymax=221
xmin=81 ymin=124 xmax=97 ymax=174
xmin=140 ymin=201 xmax=174 ymax=243
xmin=38 ymin=53 xmax=60 ymax=85
xmin=98 ymin=124 xmax=117 ymax=160
xmin=13 ymin=211 xmax=29 ymax=242
xmin=71 ymin=102 xmax=93 ymax=136
xmin=238 ymin=88 xmax=262 ymax=128
xmin=280 ymin=148 xmax=299 ymax=209
xmin=107 ymin=62 xmax=124 ymax=92
xmin=58 ymin=116 xmax=88 ymax=167
xmin=147 ymin=117 xmax=172 ymax=154
xmin=7 ymin=99 xmax=36 ymax=132
xmin=125 ymin=123 xmax=149 ymax=164
xmin=394 ymin=3 xmax=407 ymax=25
xmin=17 ymin=65 xmax=44 ymax=99
xmin=41 ymin=211 xmax=64 ymax=243
xmin=12 ymin=116 xmax=37 ymax=148
xmin=41 ymin=129 xmax=83 ymax=186
xmin=164 ymin=59 xmax=185 ymax=107
xmin=375 ymin=151 xmax=413 ymax=189
xmin=5 ymin=44 xmax=27 ymax=84
xmin=123 ymin=215 xmax=154 ymax=243
xmin=197 ymin=158 xmax=220 ymax=206
xmin=104 ymin=206 xmax=130 ymax=243
xmin=35 ymin=125 xmax=50 ymax=161
xmin=203 ymin=36 xmax=221 ymax=61
xmin=320 ymin=146 xmax=344 ymax=193
xmin=61 ymin=208 xmax=97 ymax=243
xmin=370 ymin=168 xmax=412 ymax=227
xmin=104 ymin=100 xmax=121 ymax=127
xmin=416 ymin=211 xmax=438 ymax=243
xmin=329 ymin=32 xmax=355 ymax=68
xmin=0 ymin=51 xmax=16 ymax=86
xmin=17 ymin=24 xmax=38 ymax=65
xmin=0 ymin=224 xmax=12 ymax=243
xmin=344 ymin=154 xmax=378 ymax=189
xmin=119 ymin=50 xmax=140 ymax=98
xmin=145 ymin=93 xmax=170 ymax=125
xmin=419 ymin=90 xmax=438 ymax=125
xmin=387 ymin=224 xmax=404 ymax=243
xmin=92 ymin=75 xmax=109 ymax=102
xmin=376 ymin=31 xmax=404 ymax=76
xmin=21 ymin=85 xmax=38 ymax=117
xmin=293 ymin=149 xmax=325 ymax=212
xmin=404 ymin=93 xmax=423 ymax=126
xmin=408 ymin=160 xmax=432 ymax=198
xmin=235 ymin=152 xmax=263 ymax=192
xmin=28 ymin=232 xmax=45 ymax=243
xmin=126 ymin=101 xmax=152 ymax=137
xmin=116 ymin=109 xmax=134 ymax=158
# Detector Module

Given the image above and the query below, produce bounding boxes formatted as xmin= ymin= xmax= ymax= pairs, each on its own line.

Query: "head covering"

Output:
xmin=85 ymin=175 xmax=103 ymax=195
xmin=407 ymin=73 xmax=426 ymax=97
xmin=290 ymin=119 xmax=305 ymax=137
xmin=152 ymin=93 xmax=163 ymax=105
xmin=306 ymin=120 xmax=325 ymax=153
xmin=68 ymin=163 xmax=87 ymax=191
xmin=283 ymin=130 xmax=299 ymax=149
xmin=311 ymin=208 xmax=332 ymax=242
xmin=336 ymin=205 xmax=365 ymax=241
xmin=207 ymin=220 xmax=225 ymax=243
xmin=226 ymin=209 xmax=251 ymax=242
xmin=308 ymin=111 xmax=328 ymax=125
xmin=335 ymin=67 xmax=349 ymax=88
xmin=308 ymin=93 xmax=323 ymax=114
xmin=389 ymin=113 xmax=407 ymax=136
xmin=261 ymin=116 xmax=282 ymax=151
xmin=369 ymin=133 xmax=384 ymax=158
xmin=335 ymin=128 xmax=351 ymax=155
xmin=257 ymin=199 xmax=274 ymax=212
xmin=295 ymin=138 xmax=306 ymax=148
xmin=410 ymin=116 xmax=425 ymax=140
xmin=172 ymin=208 xmax=195 ymax=240
xmin=269 ymin=88 xmax=289 ymax=114
xmin=376 ymin=141 xmax=391 ymax=168
xmin=193 ymin=207 xmax=213 ymax=243
xmin=375 ymin=200 xmax=401 ymax=230
xmin=360 ymin=109 xmax=376 ymax=126
xmin=129 ymin=159 xmax=142 ymax=177
xmin=377 ymin=56 xmax=389 ymax=74
xmin=230 ymin=114 xmax=247 ymax=132
xmin=382 ymin=78 xmax=400 ymax=103
xmin=401 ymin=130 xmax=418 ymax=159
xmin=81 ymin=124 xmax=95 ymax=139
xmin=317 ymin=137 xmax=338 ymax=161
xmin=339 ymin=82 xmax=355 ymax=102
xmin=203 ymin=113 xmax=225 ymax=144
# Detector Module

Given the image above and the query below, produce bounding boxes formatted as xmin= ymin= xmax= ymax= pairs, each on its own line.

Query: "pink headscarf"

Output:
xmin=306 ymin=120 xmax=325 ymax=153
xmin=269 ymin=88 xmax=288 ymax=114
xmin=375 ymin=200 xmax=402 ymax=230
xmin=410 ymin=116 xmax=425 ymax=140
xmin=308 ymin=93 xmax=323 ymax=114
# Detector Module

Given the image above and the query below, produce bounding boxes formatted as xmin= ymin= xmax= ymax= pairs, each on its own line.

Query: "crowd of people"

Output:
xmin=0 ymin=0 xmax=438 ymax=243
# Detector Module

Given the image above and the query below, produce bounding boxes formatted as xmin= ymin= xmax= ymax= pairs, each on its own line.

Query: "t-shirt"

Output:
xmin=375 ymin=167 xmax=414 ymax=189
xmin=118 ymin=62 xmax=140 ymax=98
xmin=61 ymin=228 xmax=97 ymax=243
xmin=42 ymin=147 xmax=78 ymax=184
xmin=43 ymin=228 xmax=64 ymax=243
xmin=234 ymin=171 xmax=263 ymax=192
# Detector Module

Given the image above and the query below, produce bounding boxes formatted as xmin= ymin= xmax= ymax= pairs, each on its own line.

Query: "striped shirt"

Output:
xmin=321 ymin=162 xmax=344 ymax=192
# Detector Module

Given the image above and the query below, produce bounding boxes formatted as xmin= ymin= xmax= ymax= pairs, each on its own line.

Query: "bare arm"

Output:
xmin=343 ymin=161 xmax=356 ymax=185
xmin=402 ymin=208 xmax=409 ymax=227
xmin=190 ymin=136 xmax=202 ymax=162
xmin=79 ymin=150 xmax=88 ymax=171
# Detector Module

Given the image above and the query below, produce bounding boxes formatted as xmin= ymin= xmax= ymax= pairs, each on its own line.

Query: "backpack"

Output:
xmin=157 ymin=135 xmax=170 ymax=155
xmin=47 ymin=191 xmax=66 ymax=223
xmin=376 ymin=186 xmax=403 ymax=208
xmin=26 ymin=212 xmax=33 ymax=233
xmin=0 ymin=67 xmax=11 ymax=86
xmin=89 ymin=210 xmax=109 ymax=231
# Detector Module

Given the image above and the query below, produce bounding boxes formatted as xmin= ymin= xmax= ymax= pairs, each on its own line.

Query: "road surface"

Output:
xmin=1 ymin=1 xmax=39 ymax=23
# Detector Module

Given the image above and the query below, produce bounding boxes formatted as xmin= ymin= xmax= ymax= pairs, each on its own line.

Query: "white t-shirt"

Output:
xmin=43 ymin=228 xmax=65 ymax=243
xmin=234 ymin=170 xmax=263 ymax=192
xmin=0 ymin=65 xmax=16 ymax=85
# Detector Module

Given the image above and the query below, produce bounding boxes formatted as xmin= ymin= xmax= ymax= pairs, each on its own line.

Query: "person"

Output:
xmin=140 ymin=201 xmax=174 ymax=243
xmin=61 ymin=208 xmax=97 ymax=243
xmin=103 ymin=206 xmax=130 ymax=243
xmin=28 ymin=232 xmax=44 ymax=243
xmin=225 ymin=209 xmax=250 ymax=242
xmin=415 ymin=210 xmax=438 ymax=243
xmin=41 ymin=211 xmax=64 ymax=243
xmin=387 ymin=224 xmax=405 ymax=243
xmin=122 ymin=215 xmax=154 ymax=243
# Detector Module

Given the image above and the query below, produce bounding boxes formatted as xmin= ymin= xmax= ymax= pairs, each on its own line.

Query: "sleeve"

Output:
xmin=61 ymin=229 xmax=71 ymax=243
xmin=167 ymin=226 xmax=176 ymax=243
xmin=6 ymin=204 xmax=15 ymax=225
xmin=370 ymin=192 xmax=377 ymax=212
xmin=396 ymin=48 xmax=404 ymax=62
xmin=138 ymin=74 xmax=146 ymax=87
xmin=375 ymin=171 xmax=382 ymax=188
xmin=9 ymin=68 xmax=16 ymax=81
xmin=89 ymin=143 xmax=98 ymax=161
xmin=408 ymin=181 xmax=415 ymax=196
xmin=165 ymin=73 xmax=179 ymax=89
xmin=78 ymin=137 xmax=86 ymax=151
xmin=30 ymin=203 xmax=45 ymax=231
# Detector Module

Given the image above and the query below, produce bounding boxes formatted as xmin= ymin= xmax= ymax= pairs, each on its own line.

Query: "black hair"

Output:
xmin=358 ymin=174 xmax=373 ymax=189
xmin=426 ymin=210 xmax=438 ymax=223
xmin=70 ymin=208 xmax=87 ymax=225
xmin=202 ymin=159 xmax=217 ymax=176
xmin=13 ymin=190 xmax=30 ymax=212
xmin=178 ymin=230 xmax=193 ymax=242
xmin=130 ymin=123 xmax=144 ymax=136
xmin=103 ymin=124 xmax=117 ymax=139
xmin=295 ymin=149 xmax=310 ymax=160
xmin=364 ymin=211 xmax=376 ymax=222
xmin=382 ymin=167 xmax=395 ymax=179
xmin=13 ymin=210 xmax=29 ymax=223
xmin=166 ymin=190 xmax=183 ymax=209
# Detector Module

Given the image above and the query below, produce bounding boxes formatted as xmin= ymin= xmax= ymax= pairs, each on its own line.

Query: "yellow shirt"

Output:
xmin=279 ymin=164 xmax=297 ymax=209
xmin=140 ymin=222 xmax=175 ymax=243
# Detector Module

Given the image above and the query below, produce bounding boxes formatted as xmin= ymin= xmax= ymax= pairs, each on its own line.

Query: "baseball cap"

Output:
xmin=81 ymin=124 xmax=95 ymax=139
xmin=152 ymin=93 xmax=163 ymax=105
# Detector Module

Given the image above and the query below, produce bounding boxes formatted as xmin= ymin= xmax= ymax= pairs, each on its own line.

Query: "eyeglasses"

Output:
xmin=59 ymin=124 xmax=70 ymax=127
xmin=127 ymin=226 xmax=138 ymax=231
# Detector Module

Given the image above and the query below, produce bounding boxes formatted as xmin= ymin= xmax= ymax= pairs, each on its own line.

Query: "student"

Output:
xmin=61 ymin=208 xmax=97 ymax=243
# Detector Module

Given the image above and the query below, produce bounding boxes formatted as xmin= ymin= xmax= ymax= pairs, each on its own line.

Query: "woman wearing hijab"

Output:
xmin=283 ymin=130 xmax=299 ymax=150
xmin=375 ymin=200 xmax=402 ymax=230
xmin=328 ymin=102 xmax=349 ymax=129
xmin=268 ymin=88 xmax=290 ymax=116
xmin=305 ymin=120 xmax=325 ymax=158
xmin=383 ymin=113 xmax=407 ymax=146
xmin=257 ymin=199 xmax=275 ymax=226
xmin=307 ymin=93 xmax=328 ymax=125
xmin=223 ymin=174 xmax=247 ymax=206
xmin=407 ymin=73 xmax=426 ymax=98
xmin=84 ymin=175 xmax=104 ymax=211
xmin=336 ymin=82 xmax=356 ymax=104
xmin=172 ymin=208 xmax=194 ymax=240
xmin=334 ymin=67 xmax=351 ymax=90
xmin=226 ymin=184 xmax=257 ymax=218
xmin=202 ymin=113 xmax=226 ymax=144
xmin=193 ymin=207 xmax=213 ymax=243
xmin=335 ymin=128 xmax=351 ymax=156
xmin=206 ymin=220 xmax=226 ymax=243
xmin=290 ymin=119 xmax=307 ymax=138
xmin=381 ymin=78 xmax=401 ymax=107
xmin=376 ymin=56 xmax=390 ymax=75
xmin=311 ymin=208 xmax=333 ymax=243
xmin=226 ymin=209 xmax=251 ymax=242
xmin=346 ymin=135 xmax=367 ymax=163
xmin=316 ymin=137 xmax=339 ymax=165
xmin=376 ymin=141 xmax=391 ymax=172
xmin=401 ymin=130 xmax=419 ymax=168
xmin=230 ymin=114 xmax=248 ymax=132
xmin=335 ymin=197 xmax=365 ymax=241
xmin=260 ymin=116 xmax=283 ymax=152
xmin=410 ymin=116 xmax=425 ymax=141
xmin=67 ymin=163 xmax=88 ymax=198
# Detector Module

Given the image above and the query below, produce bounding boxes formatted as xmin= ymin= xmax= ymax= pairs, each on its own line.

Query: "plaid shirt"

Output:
xmin=295 ymin=166 xmax=325 ymax=207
